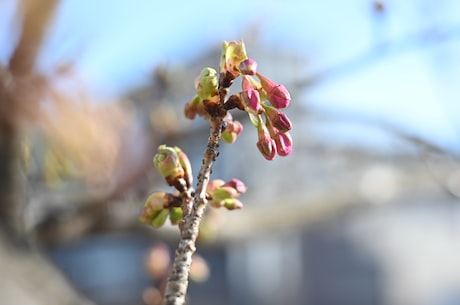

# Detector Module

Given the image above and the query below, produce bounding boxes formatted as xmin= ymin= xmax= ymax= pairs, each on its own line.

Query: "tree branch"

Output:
xmin=163 ymin=116 xmax=224 ymax=305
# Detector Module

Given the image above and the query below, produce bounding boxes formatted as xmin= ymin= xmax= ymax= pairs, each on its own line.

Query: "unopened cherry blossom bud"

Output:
xmin=256 ymin=73 xmax=291 ymax=109
xmin=239 ymin=58 xmax=257 ymax=75
xmin=263 ymin=105 xmax=292 ymax=132
xmin=256 ymin=122 xmax=277 ymax=160
xmin=153 ymin=145 xmax=184 ymax=187
xmin=223 ymin=178 xmax=247 ymax=194
xmin=210 ymin=200 xmax=224 ymax=208
xmin=184 ymin=95 xmax=201 ymax=120
xmin=169 ymin=207 xmax=183 ymax=225
xmin=175 ymin=147 xmax=193 ymax=188
xmin=274 ymin=131 xmax=293 ymax=157
xmin=223 ymin=198 xmax=243 ymax=210
xmin=222 ymin=120 xmax=243 ymax=143
xmin=207 ymin=179 xmax=225 ymax=193
xmin=139 ymin=192 xmax=170 ymax=227
xmin=241 ymin=76 xmax=263 ymax=115
xmin=197 ymin=67 xmax=218 ymax=100
xmin=151 ymin=209 xmax=170 ymax=228
xmin=211 ymin=186 xmax=239 ymax=201
xmin=220 ymin=41 xmax=248 ymax=77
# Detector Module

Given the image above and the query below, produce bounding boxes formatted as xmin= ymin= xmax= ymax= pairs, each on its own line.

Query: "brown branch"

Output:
xmin=1 ymin=0 xmax=58 ymax=241
xmin=163 ymin=71 xmax=230 ymax=304
xmin=162 ymin=116 xmax=223 ymax=305
xmin=8 ymin=0 xmax=58 ymax=76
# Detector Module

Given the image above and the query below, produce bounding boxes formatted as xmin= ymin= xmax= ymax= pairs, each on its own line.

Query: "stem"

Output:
xmin=163 ymin=116 xmax=224 ymax=305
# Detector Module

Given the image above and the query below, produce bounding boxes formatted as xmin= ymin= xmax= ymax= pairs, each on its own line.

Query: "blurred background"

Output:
xmin=1 ymin=0 xmax=460 ymax=304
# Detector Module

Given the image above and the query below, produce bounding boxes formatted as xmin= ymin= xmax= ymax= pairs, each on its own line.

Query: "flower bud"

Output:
xmin=220 ymin=41 xmax=248 ymax=77
xmin=273 ymin=131 xmax=293 ymax=157
xmin=256 ymin=73 xmax=291 ymax=109
xmin=241 ymin=76 xmax=263 ymax=115
xmin=197 ymin=67 xmax=218 ymax=100
xmin=221 ymin=130 xmax=235 ymax=144
xmin=151 ymin=209 xmax=170 ymax=228
xmin=223 ymin=178 xmax=247 ymax=194
xmin=210 ymin=200 xmax=224 ymax=208
xmin=207 ymin=179 xmax=225 ymax=193
xmin=139 ymin=192 xmax=168 ymax=225
xmin=211 ymin=186 xmax=239 ymax=201
xmin=223 ymin=198 xmax=243 ymax=210
xmin=184 ymin=95 xmax=201 ymax=120
xmin=153 ymin=145 xmax=184 ymax=187
xmin=169 ymin=207 xmax=183 ymax=225
xmin=256 ymin=122 xmax=277 ymax=160
xmin=239 ymin=58 xmax=257 ymax=75
xmin=263 ymin=105 xmax=292 ymax=132
xmin=175 ymin=147 xmax=193 ymax=188
xmin=222 ymin=120 xmax=243 ymax=144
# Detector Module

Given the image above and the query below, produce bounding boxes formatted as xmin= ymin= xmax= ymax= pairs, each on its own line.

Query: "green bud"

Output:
xmin=207 ymin=179 xmax=225 ymax=193
xmin=197 ymin=67 xmax=218 ymax=100
xmin=211 ymin=186 xmax=239 ymax=201
xmin=169 ymin=207 xmax=183 ymax=225
xmin=210 ymin=200 xmax=224 ymax=208
xmin=219 ymin=41 xmax=230 ymax=73
xmin=151 ymin=209 xmax=170 ymax=228
xmin=223 ymin=198 xmax=243 ymax=210
xmin=139 ymin=192 xmax=167 ymax=224
xmin=220 ymin=41 xmax=248 ymax=77
xmin=175 ymin=146 xmax=193 ymax=188
xmin=153 ymin=145 xmax=185 ymax=187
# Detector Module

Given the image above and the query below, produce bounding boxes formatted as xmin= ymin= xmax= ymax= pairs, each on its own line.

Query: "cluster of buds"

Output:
xmin=139 ymin=192 xmax=183 ymax=227
xmin=153 ymin=145 xmax=193 ymax=191
xmin=140 ymin=145 xmax=247 ymax=228
xmin=184 ymin=40 xmax=293 ymax=160
xmin=184 ymin=67 xmax=224 ymax=120
xmin=206 ymin=178 xmax=247 ymax=210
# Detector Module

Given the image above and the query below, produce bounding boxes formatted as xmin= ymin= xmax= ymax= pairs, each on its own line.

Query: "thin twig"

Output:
xmin=162 ymin=117 xmax=224 ymax=305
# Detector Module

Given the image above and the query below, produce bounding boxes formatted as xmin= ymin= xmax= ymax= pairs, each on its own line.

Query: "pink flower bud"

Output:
xmin=263 ymin=105 xmax=292 ymax=132
xmin=223 ymin=178 xmax=247 ymax=194
xmin=273 ymin=131 xmax=293 ymax=156
xmin=222 ymin=120 xmax=244 ymax=144
xmin=230 ymin=120 xmax=244 ymax=134
xmin=256 ymin=73 xmax=291 ymax=109
xmin=207 ymin=179 xmax=225 ymax=193
xmin=241 ymin=76 xmax=263 ymax=115
xmin=239 ymin=58 xmax=257 ymax=75
xmin=256 ymin=123 xmax=277 ymax=160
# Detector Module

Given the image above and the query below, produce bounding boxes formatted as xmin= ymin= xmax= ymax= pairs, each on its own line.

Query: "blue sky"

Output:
xmin=1 ymin=0 xmax=460 ymax=153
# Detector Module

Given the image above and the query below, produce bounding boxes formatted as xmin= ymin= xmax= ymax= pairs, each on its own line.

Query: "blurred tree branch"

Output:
xmin=1 ymin=0 xmax=57 ymax=241
xmin=8 ymin=1 xmax=58 ymax=76
xmin=0 ymin=1 xmax=96 ymax=304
